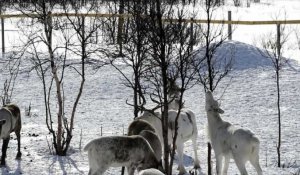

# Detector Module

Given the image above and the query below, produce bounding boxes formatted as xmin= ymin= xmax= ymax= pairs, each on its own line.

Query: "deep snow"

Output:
xmin=0 ymin=0 xmax=300 ymax=175
xmin=0 ymin=40 xmax=299 ymax=175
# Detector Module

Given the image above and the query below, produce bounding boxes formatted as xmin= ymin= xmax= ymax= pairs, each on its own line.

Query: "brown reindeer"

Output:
xmin=84 ymin=135 xmax=163 ymax=175
xmin=0 ymin=104 xmax=22 ymax=166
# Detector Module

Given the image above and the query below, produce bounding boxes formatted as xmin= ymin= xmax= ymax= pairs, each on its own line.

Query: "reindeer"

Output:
xmin=124 ymin=120 xmax=162 ymax=174
xmin=0 ymin=104 xmax=22 ymax=166
xmin=137 ymin=109 xmax=200 ymax=175
xmin=127 ymin=119 xmax=156 ymax=136
xmin=84 ymin=135 xmax=163 ymax=175
xmin=138 ymin=168 xmax=164 ymax=175
xmin=128 ymin=120 xmax=162 ymax=162
xmin=205 ymin=91 xmax=262 ymax=175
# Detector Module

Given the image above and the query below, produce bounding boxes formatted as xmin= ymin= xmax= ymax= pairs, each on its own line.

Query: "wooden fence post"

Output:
xmin=228 ymin=11 xmax=232 ymax=40
xmin=190 ymin=18 xmax=194 ymax=52
xmin=277 ymin=24 xmax=281 ymax=57
xmin=117 ymin=0 xmax=124 ymax=56
xmin=0 ymin=8 xmax=5 ymax=55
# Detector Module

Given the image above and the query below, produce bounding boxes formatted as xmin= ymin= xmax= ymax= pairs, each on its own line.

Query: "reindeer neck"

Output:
xmin=206 ymin=111 xmax=224 ymax=127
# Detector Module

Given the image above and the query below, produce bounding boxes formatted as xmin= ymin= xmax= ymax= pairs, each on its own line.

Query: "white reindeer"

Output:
xmin=205 ymin=91 xmax=262 ymax=175
xmin=84 ymin=135 xmax=162 ymax=175
xmin=137 ymin=109 xmax=200 ymax=175
xmin=138 ymin=168 xmax=165 ymax=175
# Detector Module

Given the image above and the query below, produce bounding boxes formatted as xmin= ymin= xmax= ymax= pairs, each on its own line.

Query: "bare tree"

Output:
xmin=59 ymin=0 xmax=107 ymax=154
xmin=0 ymin=52 xmax=23 ymax=105
xmin=167 ymin=14 xmax=199 ymax=174
xmin=112 ymin=2 xmax=153 ymax=174
xmin=141 ymin=1 xmax=200 ymax=174
xmin=17 ymin=0 xmax=105 ymax=155
xmin=101 ymin=0 xmax=120 ymax=44
xmin=112 ymin=1 xmax=200 ymax=174
xmin=260 ymin=24 xmax=288 ymax=167
xmin=110 ymin=0 xmax=151 ymax=120
xmin=194 ymin=0 xmax=233 ymax=174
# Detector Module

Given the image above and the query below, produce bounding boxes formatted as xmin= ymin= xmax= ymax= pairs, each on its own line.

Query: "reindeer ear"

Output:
xmin=217 ymin=108 xmax=224 ymax=114
xmin=212 ymin=105 xmax=224 ymax=114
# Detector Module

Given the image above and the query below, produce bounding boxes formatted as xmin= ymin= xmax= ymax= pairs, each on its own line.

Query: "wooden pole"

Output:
xmin=276 ymin=23 xmax=281 ymax=168
xmin=117 ymin=0 xmax=124 ymax=56
xmin=228 ymin=11 xmax=232 ymax=40
xmin=0 ymin=7 xmax=5 ymax=55
xmin=277 ymin=24 xmax=281 ymax=57
xmin=190 ymin=18 xmax=194 ymax=52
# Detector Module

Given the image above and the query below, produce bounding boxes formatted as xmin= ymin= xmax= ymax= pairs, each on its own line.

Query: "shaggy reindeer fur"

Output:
xmin=84 ymin=135 xmax=162 ymax=175
xmin=205 ymin=91 xmax=262 ymax=175
xmin=0 ymin=104 xmax=22 ymax=166
xmin=128 ymin=119 xmax=156 ymax=136
xmin=128 ymin=120 xmax=162 ymax=161
xmin=126 ymin=120 xmax=163 ymax=174
xmin=138 ymin=130 xmax=162 ymax=162
xmin=137 ymin=109 xmax=200 ymax=175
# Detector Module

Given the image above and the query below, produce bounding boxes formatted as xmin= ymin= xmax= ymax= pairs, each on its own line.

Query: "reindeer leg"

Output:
xmin=250 ymin=154 xmax=262 ymax=175
xmin=215 ymin=154 xmax=223 ymax=175
xmin=177 ymin=142 xmax=187 ymax=175
xmin=1 ymin=138 xmax=10 ymax=166
xmin=93 ymin=165 xmax=107 ymax=175
xmin=222 ymin=155 xmax=230 ymax=175
xmin=192 ymin=134 xmax=200 ymax=169
xmin=232 ymin=154 xmax=248 ymax=175
xmin=127 ymin=165 xmax=135 ymax=175
xmin=15 ymin=128 xmax=22 ymax=159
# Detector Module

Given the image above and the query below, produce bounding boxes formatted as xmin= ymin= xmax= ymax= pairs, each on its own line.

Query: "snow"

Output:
xmin=0 ymin=0 xmax=300 ymax=175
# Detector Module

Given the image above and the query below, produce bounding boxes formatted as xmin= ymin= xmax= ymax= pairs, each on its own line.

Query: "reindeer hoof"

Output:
xmin=178 ymin=167 xmax=187 ymax=175
xmin=16 ymin=152 xmax=22 ymax=159
xmin=194 ymin=164 xmax=201 ymax=169
xmin=178 ymin=171 xmax=188 ymax=175
xmin=0 ymin=161 xmax=6 ymax=167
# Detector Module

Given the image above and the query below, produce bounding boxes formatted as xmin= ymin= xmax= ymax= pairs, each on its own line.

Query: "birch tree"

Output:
xmin=18 ymin=0 xmax=105 ymax=155
xmin=260 ymin=24 xmax=288 ymax=167
xmin=194 ymin=0 xmax=233 ymax=174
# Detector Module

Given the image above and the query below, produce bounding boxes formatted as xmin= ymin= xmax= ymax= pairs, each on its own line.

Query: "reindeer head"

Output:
xmin=205 ymin=91 xmax=224 ymax=114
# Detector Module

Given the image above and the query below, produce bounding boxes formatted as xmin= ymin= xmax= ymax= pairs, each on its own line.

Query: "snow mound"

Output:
xmin=217 ymin=40 xmax=273 ymax=70
xmin=193 ymin=40 xmax=275 ymax=71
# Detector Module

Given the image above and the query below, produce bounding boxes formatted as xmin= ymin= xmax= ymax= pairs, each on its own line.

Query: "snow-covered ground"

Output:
xmin=0 ymin=0 xmax=300 ymax=175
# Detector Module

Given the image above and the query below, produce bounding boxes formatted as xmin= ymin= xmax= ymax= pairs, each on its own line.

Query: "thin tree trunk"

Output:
xmin=63 ymin=16 xmax=87 ymax=155
xmin=153 ymin=0 xmax=170 ymax=174
xmin=276 ymin=24 xmax=281 ymax=167
xmin=134 ymin=71 xmax=139 ymax=118
xmin=206 ymin=2 xmax=213 ymax=174
xmin=44 ymin=12 xmax=64 ymax=155
xmin=276 ymin=69 xmax=281 ymax=167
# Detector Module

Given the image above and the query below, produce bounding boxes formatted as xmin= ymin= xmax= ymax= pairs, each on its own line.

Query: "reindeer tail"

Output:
xmin=251 ymin=136 xmax=260 ymax=154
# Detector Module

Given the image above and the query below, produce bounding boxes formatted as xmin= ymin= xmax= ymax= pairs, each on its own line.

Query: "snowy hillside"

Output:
xmin=0 ymin=39 xmax=299 ymax=175
xmin=0 ymin=0 xmax=300 ymax=175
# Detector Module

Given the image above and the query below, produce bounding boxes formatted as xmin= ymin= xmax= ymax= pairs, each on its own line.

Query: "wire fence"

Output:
xmin=1 ymin=12 xmax=300 ymax=24
xmin=1 ymin=12 xmax=300 ymax=54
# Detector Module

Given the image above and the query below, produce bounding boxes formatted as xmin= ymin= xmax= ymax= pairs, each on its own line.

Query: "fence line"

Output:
xmin=0 ymin=13 xmax=300 ymax=25
xmin=1 ymin=12 xmax=300 ymax=55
